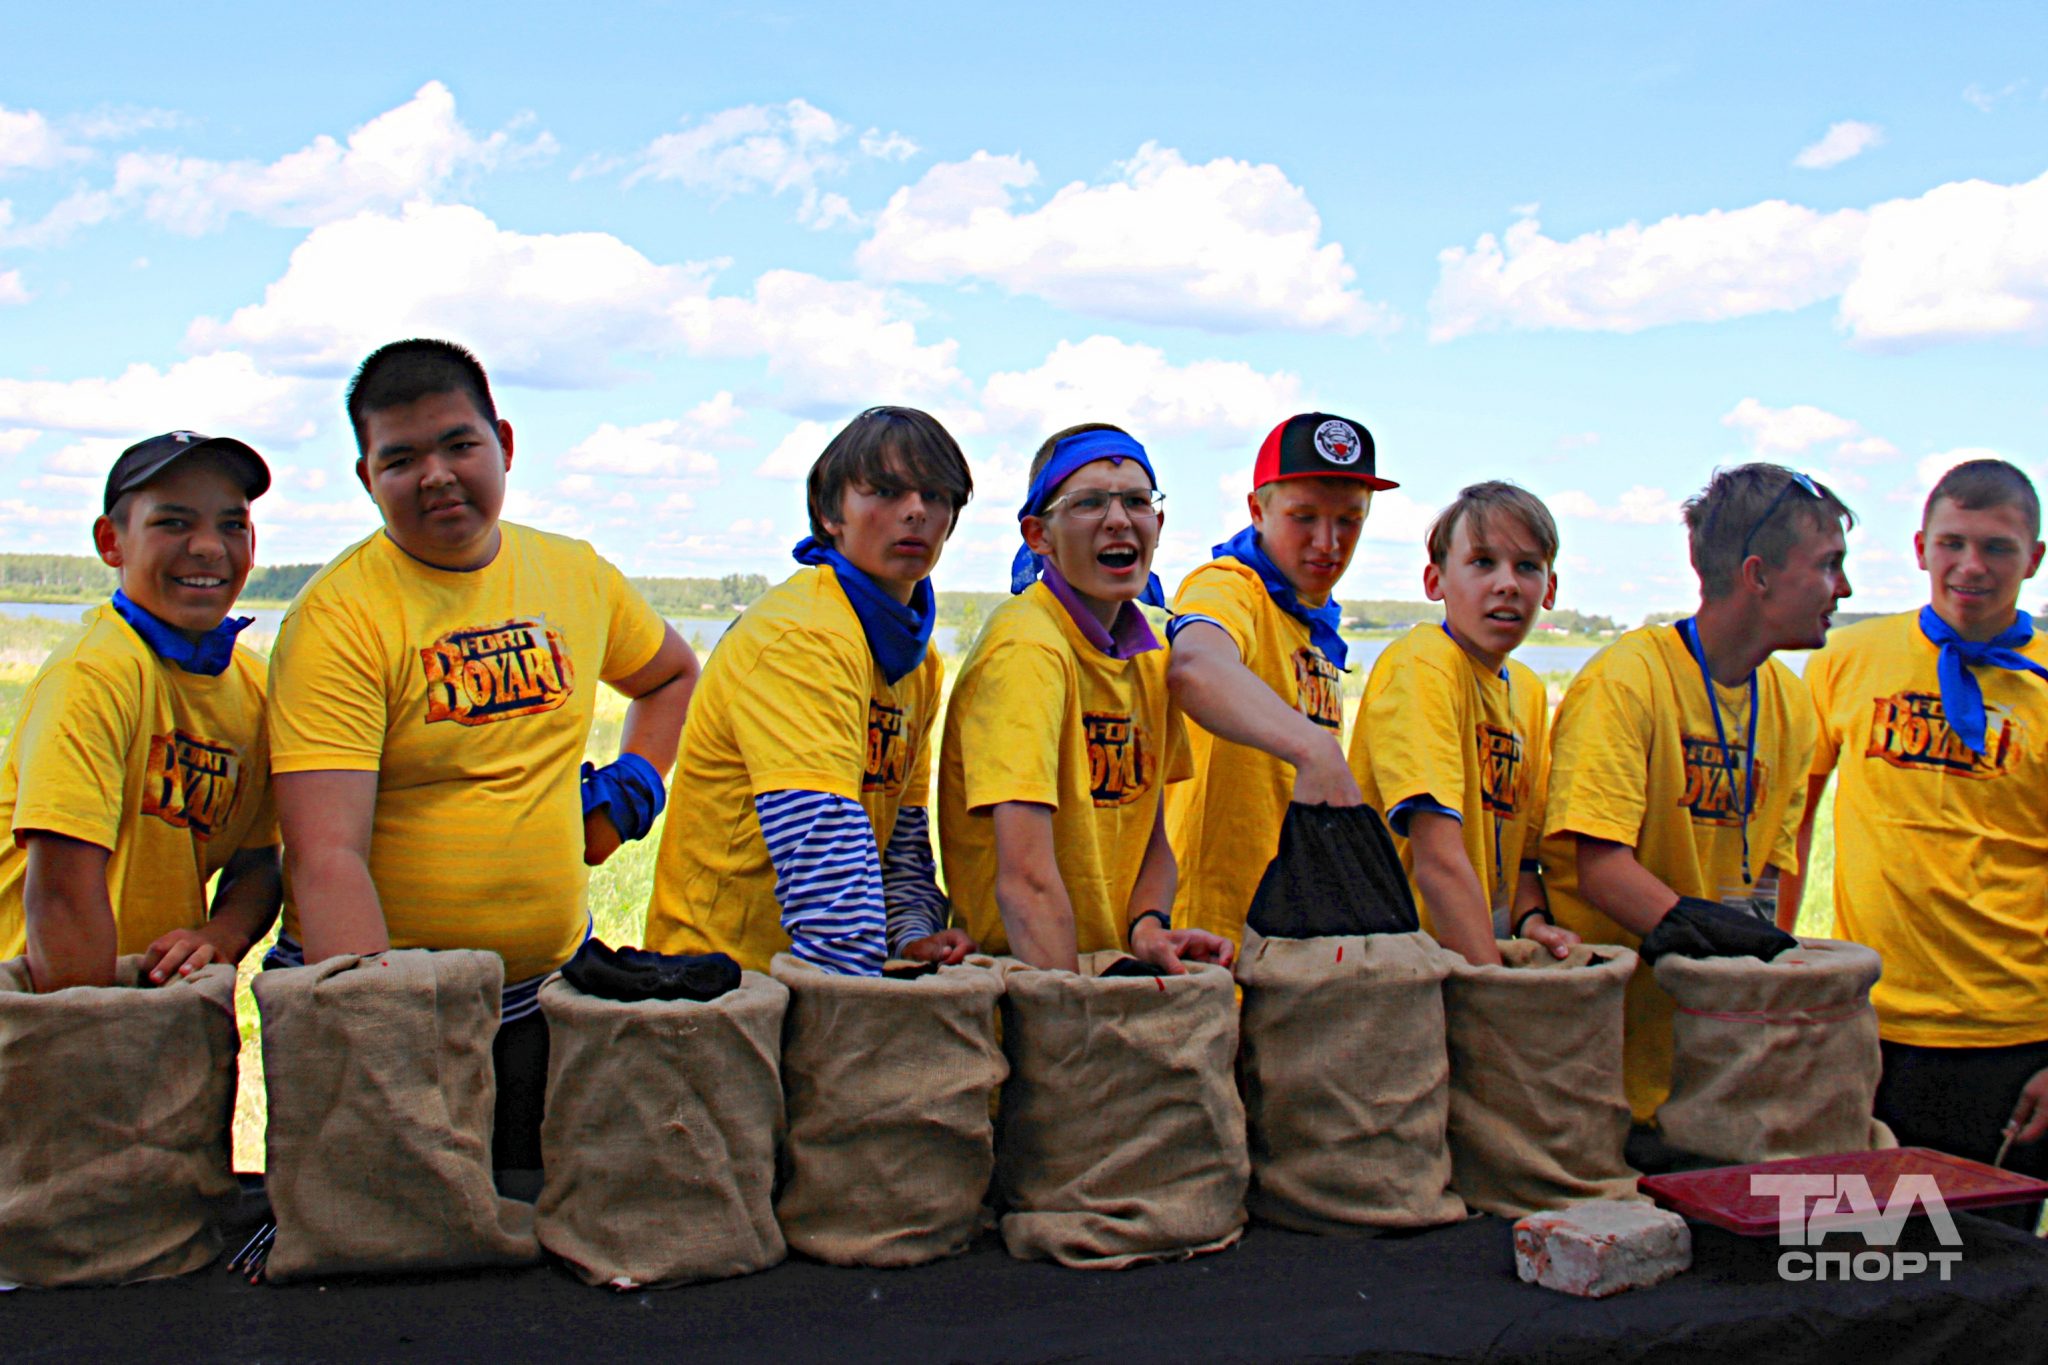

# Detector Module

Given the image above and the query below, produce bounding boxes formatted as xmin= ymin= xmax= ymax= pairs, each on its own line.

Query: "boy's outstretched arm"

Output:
xmin=1575 ymin=835 xmax=1680 ymax=936
xmin=277 ymin=770 xmax=388 ymax=962
xmin=992 ymin=802 xmax=1079 ymax=974
xmin=585 ymin=625 xmax=699 ymax=866
xmin=1776 ymin=773 xmax=1831 ymax=932
xmin=143 ymin=844 xmax=282 ymax=983
xmin=22 ymin=832 xmax=116 ymax=992
xmin=1406 ymin=811 xmax=1503 ymax=967
xmin=1126 ymin=804 xmax=1233 ymax=974
xmin=1166 ymin=621 xmax=1359 ymax=807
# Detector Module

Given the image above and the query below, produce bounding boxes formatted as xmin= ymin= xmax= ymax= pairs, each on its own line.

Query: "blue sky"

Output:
xmin=3 ymin=2 xmax=2043 ymax=619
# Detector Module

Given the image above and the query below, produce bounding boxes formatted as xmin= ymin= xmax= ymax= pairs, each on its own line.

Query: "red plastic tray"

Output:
xmin=1640 ymin=1147 xmax=2048 ymax=1236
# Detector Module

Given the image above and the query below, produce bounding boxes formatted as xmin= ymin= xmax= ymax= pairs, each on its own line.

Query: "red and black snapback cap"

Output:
xmin=103 ymin=431 xmax=271 ymax=514
xmin=1251 ymin=413 xmax=1397 ymax=491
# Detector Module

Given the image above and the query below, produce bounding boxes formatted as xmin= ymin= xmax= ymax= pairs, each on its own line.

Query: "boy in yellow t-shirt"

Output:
xmin=0 ymin=432 xmax=280 ymax=992
xmin=1791 ymin=459 xmax=2048 ymax=1196
xmin=1350 ymin=481 xmax=1578 ymax=965
xmin=269 ymin=339 xmax=698 ymax=1169
xmin=1542 ymin=464 xmax=1851 ymax=1125
xmin=643 ymin=407 xmax=975 ymax=975
xmin=1165 ymin=412 xmax=1396 ymax=946
xmin=939 ymin=423 xmax=1230 ymax=973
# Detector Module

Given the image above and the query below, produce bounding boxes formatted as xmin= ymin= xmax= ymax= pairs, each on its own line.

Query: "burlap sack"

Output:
xmin=0 ymin=955 xmax=238 ymax=1286
xmin=1235 ymin=929 xmax=1465 ymax=1232
xmin=1443 ymin=941 xmax=1640 ymax=1217
xmin=536 ymin=970 xmax=789 ymax=1289
xmin=253 ymin=950 xmax=541 ymax=1281
xmin=996 ymin=953 xmax=1248 ymax=1269
xmin=771 ymin=954 xmax=1007 ymax=1267
xmin=1654 ymin=937 xmax=1892 ymax=1162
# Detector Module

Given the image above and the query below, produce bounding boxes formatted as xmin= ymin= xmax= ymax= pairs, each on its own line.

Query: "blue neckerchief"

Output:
xmin=1213 ymin=525 xmax=1348 ymax=670
xmin=1677 ymin=617 xmax=1759 ymax=885
xmin=791 ymin=537 xmax=935 ymax=684
xmin=109 ymin=590 xmax=252 ymax=677
xmin=1918 ymin=605 xmax=2048 ymax=756
xmin=1011 ymin=428 xmax=1166 ymax=608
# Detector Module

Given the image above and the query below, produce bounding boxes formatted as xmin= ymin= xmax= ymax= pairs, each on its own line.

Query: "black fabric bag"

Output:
xmin=1638 ymin=896 xmax=1796 ymax=965
xmin=1245 ymin=802 xmax=1420 ymax=939
xmin=559 ymin=939 xmax=741 ymax=1003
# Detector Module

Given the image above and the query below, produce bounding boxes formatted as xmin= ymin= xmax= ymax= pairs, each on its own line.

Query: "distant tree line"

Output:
xmin=1341 ymin=599 xmax=1621 ymax=635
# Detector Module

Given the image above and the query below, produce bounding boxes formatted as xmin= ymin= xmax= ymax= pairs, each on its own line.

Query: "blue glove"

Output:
xmin=580 ymin=753 xmax=667 ymax=842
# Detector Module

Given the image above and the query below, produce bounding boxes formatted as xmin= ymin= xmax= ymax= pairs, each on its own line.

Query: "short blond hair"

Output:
xmin=1253 ymin=475 xmax=1373 ymax=508
xmin=1426 ymin=481 xmax=1559 ymax=567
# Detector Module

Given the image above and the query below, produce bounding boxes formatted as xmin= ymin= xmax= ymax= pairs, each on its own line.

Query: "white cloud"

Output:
xmin=1794 ymin=121 xmax=1884 ymax=170
xmin=757 ymin=419 xmax=835 ymax=479
xmin=0 ymin=352 xmax=323 ymax=443
xmin=858 ymin=143 xmax=1390 ymax=334
xmin=564 ymin=418 xmax=722 ymax=478
xmin=0 ymin=269 xmax=25 ymax=305
xmin=1835 ymin=435 xmax=1900 ymax=461
xmin=1912 ymin=447 xmax=2013 ymax=493
xmin=106 ymin=82 xmax=550 ymax=236
xmin=623 ymin=99 xmax=915 ymax=226
xmin=0 ymin=427 xmax=40 ymax=455
xmin=980 ymin=336 xmax=1305 ymax=443
xmin=1433 ymin=168 xmax=2048 ymax=349
xmin=0 ymin=107 xmax=79 ymax=173
xmin=1963 ymin=81 xmax=2027 ymax=113
xmin=1549 ymin=486 xmax=1683 ymax=525
xmin=1721 ymin=397 xmax=1863 ymax=455
xmin=1360 ymin=489 xmax=1436 ymax=544
xmin=44 ymin=436 xmax=126 ymax=474
xmin=1 ymin=84 xmax=548 ymax=246
xmin=1837 ymin=171 xmax=2048 ymax=347
xmin=1430 ymin=203 xmax=1865 ymax=340
xmin=187 ymin=202 xmax=961 ymax=409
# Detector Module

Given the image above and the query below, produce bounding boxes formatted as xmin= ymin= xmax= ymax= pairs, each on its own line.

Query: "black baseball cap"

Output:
xmin=1252 ymin=412 xmax=1397 ymax=491
xmin=103 ymin=431 xmax=271 ymax=515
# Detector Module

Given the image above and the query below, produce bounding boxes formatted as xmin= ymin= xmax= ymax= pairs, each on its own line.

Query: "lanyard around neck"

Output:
xmin=1677 ymin=618 xmax=1759 ymax=885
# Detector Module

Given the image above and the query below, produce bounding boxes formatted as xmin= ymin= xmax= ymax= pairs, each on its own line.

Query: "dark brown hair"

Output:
xmin=346 ymin=339 xmax=498 ymax=454
xmin=805 ymin=406 xmax=974 ymax=542
xmin=1684 ymin=463 xmax=1855 ymax=599
xmin=1923 ymin=458 xmax=2040 ymax=540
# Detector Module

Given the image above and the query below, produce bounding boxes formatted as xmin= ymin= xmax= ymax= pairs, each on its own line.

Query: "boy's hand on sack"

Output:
xmin=1289 ymin=744 xmax=1363 ymax=809
xmin=1638 ymin=895 xmax=1796 ymax=965
xmin=1524 ymin=919 xmax=1581 ymax=959
xmin=1131 ymin=919 xmax=1235 ymax=975
xmin=901 ymin=928 xmax=976 ymax=965
xmin=142 ymin=922 xmax=249 ymax=984
xmin=2008 ymin=1069 xmax=2048 ymax=1146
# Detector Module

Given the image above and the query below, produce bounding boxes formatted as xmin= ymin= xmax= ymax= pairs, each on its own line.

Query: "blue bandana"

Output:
xmin=791 ymin=537 xmax=936 ymax=684
xmin=1918 ymin=605 xmax=2048 ymax=755
xmin=109 ymin=589 xmax=252 ymax=677
xmin=1010 ymin=429 xmax=1166 ymax=608
xmin=1213 ymin=525 xmax=1348 ymax=670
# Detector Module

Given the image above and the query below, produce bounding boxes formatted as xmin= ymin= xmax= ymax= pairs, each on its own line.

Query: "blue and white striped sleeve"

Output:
xmin=754 ymin=788 xmax=887 ymax=976
xmin=880 ymin=805 xmax=950 ymax=956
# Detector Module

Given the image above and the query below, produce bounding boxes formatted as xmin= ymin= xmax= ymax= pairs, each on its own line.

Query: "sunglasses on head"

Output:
xmin=1736 ymin=471 xmax=1822 ymax=565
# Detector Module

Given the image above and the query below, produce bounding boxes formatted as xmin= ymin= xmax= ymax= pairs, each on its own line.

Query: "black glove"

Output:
xmin=1099 ymin=956 xmax=1169 ymax=979
xmin=1245 ymin=802 xmax=1420 ymax=939
xmin=1638 ymin=895 xmax=1797 ymax=965
xmin=560 ymin=939 xmax=741 ymax=1003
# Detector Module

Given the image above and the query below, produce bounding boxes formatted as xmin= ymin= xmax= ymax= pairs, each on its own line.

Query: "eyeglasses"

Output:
xmin=1736 ymin=471 xmax=1821 ymax=564
xmin=1037 ymin=489 xmax=1167 ymax=521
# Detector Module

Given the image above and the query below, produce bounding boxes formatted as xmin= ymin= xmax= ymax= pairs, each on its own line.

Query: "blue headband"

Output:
xmin=1010 ymin=430 xmax=1165 ymax=606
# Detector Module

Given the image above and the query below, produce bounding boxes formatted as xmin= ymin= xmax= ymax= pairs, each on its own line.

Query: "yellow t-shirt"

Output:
xmin=1166 ymin=558 xmax=1348 ymax=944
xmin=0 ymin=604 xmax=275 ymax=958
xmin=267 ymin=525 xmax=667 ymax=984
xmin=1806 ymin=612 xmax=2048 ymax=1047
xmin=642 ymin=565 xmax=941 ymax=972
xmin=1350 ymin=623 xmax=1549 ymax=937
xmin=937 ymin=584 xmax=1191 ymax=956
xmin=1541 ymin=623 xmax=1816 ymax=1122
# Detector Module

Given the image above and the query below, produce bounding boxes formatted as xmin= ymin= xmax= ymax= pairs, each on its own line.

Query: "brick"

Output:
xmin=1513 ymin=1201 xmax=1692 ymax=1298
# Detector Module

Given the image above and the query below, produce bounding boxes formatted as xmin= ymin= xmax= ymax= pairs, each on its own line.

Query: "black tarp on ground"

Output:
xmin=9 ymin=1187 xmax=2048 ymax=1365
